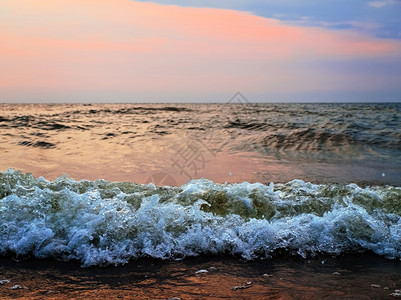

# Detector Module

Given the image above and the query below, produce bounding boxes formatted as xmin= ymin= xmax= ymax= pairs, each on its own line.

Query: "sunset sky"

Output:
xmin=1 ymin=0 xmax=401 ymax=102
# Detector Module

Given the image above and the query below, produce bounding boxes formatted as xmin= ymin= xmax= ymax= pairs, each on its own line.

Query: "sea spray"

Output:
xmin=0 ymin=169 xmax=400 ymax=267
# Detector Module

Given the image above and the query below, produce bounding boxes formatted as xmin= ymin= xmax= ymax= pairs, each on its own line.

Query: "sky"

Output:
xmin=1 ymin=0 xmax=401 ymax=102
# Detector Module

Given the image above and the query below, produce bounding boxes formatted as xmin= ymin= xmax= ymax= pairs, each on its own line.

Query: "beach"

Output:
xmin=1 ymin=103 xmax=400 ymax=299
xmin=2 ymin=0 xmax=401 ymax=297
xmin=1 ymin=254 xmax=401 ymax=299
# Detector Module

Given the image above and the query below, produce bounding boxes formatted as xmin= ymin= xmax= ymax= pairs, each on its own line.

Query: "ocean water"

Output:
xmin=0 ymin=103 xmax=400 ymax=185
xmin=0 ymin=103 xmax=400 ymax=267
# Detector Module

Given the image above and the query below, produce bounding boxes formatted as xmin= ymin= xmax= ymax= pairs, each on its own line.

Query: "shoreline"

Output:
xmin=1 ymin=167 xmax=399 ymax=188
xmin=1 ymin=253 xmax=400 ymax=299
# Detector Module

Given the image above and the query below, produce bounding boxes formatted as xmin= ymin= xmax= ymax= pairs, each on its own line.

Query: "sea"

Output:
xmin=0 ymin=102 xmax=401 ymax=297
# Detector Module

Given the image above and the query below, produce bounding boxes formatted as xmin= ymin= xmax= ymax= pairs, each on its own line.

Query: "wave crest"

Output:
xmin=0 ymin=170 xmax=400 ymax=266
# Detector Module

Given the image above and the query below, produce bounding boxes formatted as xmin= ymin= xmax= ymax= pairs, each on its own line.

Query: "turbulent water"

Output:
xmin=0 ymin=103 xmax=400 ymax=266
xmin=0 ymin=170 xmax=400 ymax=267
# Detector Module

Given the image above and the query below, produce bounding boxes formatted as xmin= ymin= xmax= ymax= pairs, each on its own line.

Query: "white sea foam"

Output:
xmin=0 ymin=170 xmax=400 ymax=266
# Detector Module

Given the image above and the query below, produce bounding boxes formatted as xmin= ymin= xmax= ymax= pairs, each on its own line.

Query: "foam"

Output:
xmin=0 ymin=170 xmax=400 ymax=266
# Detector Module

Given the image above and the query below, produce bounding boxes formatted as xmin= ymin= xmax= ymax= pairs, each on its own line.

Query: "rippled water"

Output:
xmin=0 ymin=103 xmax=400 ymax=185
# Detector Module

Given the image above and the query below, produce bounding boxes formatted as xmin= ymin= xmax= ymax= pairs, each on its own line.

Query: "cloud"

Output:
xmin=368 ymin=1 xmax=387 ymax=8
xmin=0 ymin=0 xmax=401 ymax=102
xmin=135 ymin=0 xmax=401 ymax=39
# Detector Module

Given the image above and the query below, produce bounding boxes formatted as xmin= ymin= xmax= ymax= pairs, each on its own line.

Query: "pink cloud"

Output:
xmin=1 ymin=0 xmax=400 ymax=101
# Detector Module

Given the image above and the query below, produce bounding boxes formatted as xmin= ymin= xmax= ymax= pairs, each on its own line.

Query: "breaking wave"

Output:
xmin=0 ymin=170 xmax=400 ymax=267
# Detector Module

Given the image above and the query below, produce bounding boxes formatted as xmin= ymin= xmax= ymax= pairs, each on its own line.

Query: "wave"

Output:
xmin=257 ymin=129 xmax=357 ymax=152
xmin=0 ymin=170 xmax=400 ymax=267
xmin=226 ymin=123 xmax=401 ymax=152
xmin=89 ymin=106 xmax=193 ymax=115
xmin=19 ymin=140 xmax=56 ymax=149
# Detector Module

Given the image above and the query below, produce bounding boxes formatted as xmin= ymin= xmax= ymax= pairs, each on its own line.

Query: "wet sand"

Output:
xmin=1 ymin=253 xmax=400 ymax=299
